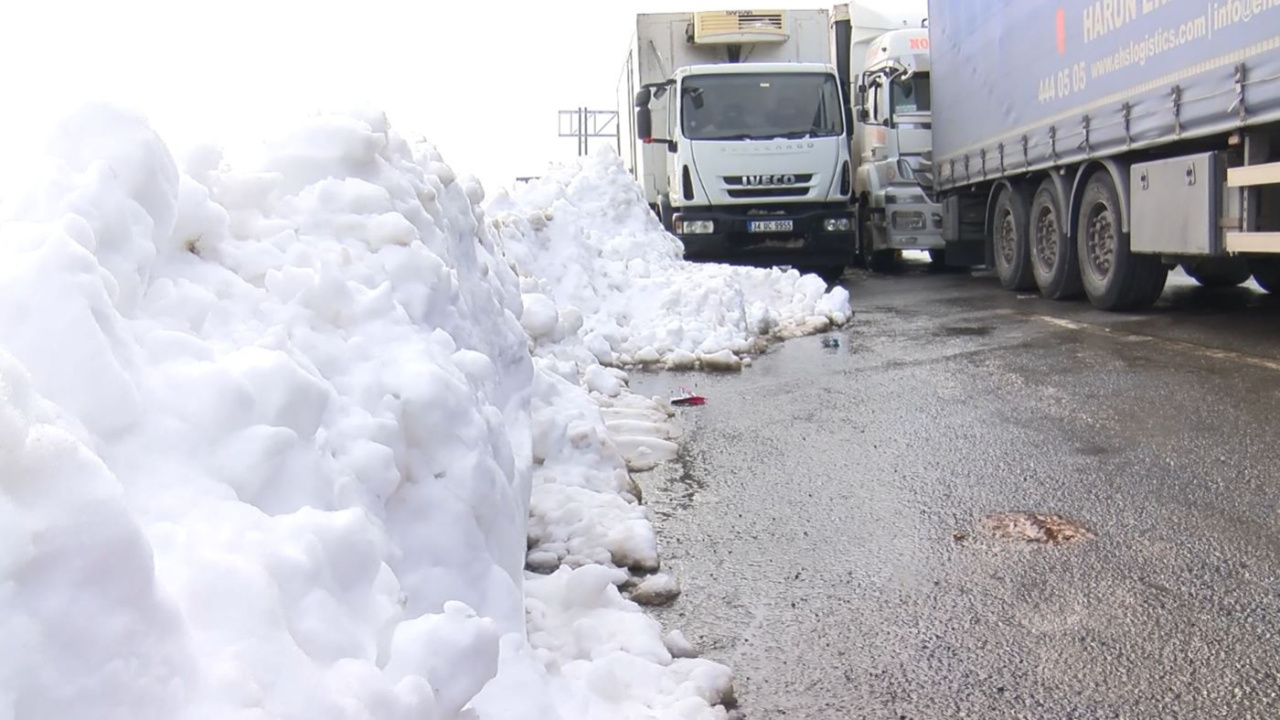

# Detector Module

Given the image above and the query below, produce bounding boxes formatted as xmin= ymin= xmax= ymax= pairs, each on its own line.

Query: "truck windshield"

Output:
xmin=681 ymin=73 xmax=844 ymax=141
xmin=890 ymin=74 xmax=931 ymax=116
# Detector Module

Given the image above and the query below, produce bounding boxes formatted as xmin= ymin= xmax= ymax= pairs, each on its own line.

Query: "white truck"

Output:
xmin=830 ymin=1 xmax=943 ymax=270
xmin=617 ymin=9 xmax=856 ymax=279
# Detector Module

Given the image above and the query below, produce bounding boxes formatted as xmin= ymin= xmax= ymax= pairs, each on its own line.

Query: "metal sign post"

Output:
xmin=558 ymin=108 xmax=618 ymax=156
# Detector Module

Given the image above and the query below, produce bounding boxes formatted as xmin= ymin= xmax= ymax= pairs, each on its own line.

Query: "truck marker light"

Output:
xmin=1056 ymin=8 xmax=1066 ymax=55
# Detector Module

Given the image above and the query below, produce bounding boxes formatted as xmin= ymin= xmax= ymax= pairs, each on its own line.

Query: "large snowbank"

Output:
xmin=1 ymin=105 xmax=845 ymax=720
xmin=488 ymin=150 xmax=851 ymax=372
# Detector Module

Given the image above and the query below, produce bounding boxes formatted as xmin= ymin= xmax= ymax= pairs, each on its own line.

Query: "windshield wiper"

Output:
xmin=704 ymin=133 xmax=766 ymax=141
xmin=773 ymin=127 xmax=839 ymax=139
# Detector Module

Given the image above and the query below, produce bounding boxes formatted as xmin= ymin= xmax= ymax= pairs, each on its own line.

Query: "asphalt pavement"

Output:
xmin=631 ymin=257 xmax=1280 ymax=720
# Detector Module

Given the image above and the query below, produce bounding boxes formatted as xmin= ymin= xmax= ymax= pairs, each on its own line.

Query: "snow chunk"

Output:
xmin=521 ymin=293 xmax=559 ymax=339
xmin=629 ymin=573 xmax=682 ymax=606
xmin=664 ymin=630 xmax=699 ymax=659
xmin=699 ymin=349 xmax=743 ymax=372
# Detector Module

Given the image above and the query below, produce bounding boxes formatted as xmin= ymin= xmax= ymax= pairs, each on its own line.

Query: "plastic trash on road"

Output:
xmin=671 ymin=386 xmax=706 ymax=406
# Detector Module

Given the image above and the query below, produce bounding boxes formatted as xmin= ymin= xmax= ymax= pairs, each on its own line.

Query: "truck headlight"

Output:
xmin=891 ymin=211 xmax=926 ymax=231
xmin=824 ymin=218 xmax=852 ymax=232
xmin=676 ymin=219 xmax=715 ymax=235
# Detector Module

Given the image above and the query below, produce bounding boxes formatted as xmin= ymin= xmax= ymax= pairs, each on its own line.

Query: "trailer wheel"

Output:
xmin=1250 ymin=259 xmax=1280 ymax=293
xmin=991 ymin=186 xmax=1036 ymax=291
xmin=1029 ymin=179 xmax=1082 ymax=300
xmin=1076 ymin=172 xmax=1168 ymax=311
xmin=1181 ymin=258 xmax=1252 ymax=288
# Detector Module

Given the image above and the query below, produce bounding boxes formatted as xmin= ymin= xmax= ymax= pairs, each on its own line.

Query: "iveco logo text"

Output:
xmin=742 ymin=174 xmax=798 ymax=186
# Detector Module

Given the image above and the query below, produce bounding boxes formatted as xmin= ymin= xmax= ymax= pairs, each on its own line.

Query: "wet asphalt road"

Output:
xmin=630 ymin=259 xmax=1280 ymax=719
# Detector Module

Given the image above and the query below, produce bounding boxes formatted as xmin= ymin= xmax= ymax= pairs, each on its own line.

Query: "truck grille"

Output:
xmin=723 ymin=173 xmax=815 ymax=200
xmin=723 ymin=174 xmax=814 ymax=187
xmin=728 ymin=187 xmax=810 ymax=199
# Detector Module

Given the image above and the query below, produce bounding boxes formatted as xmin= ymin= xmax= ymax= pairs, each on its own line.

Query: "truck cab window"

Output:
xmin=866 ymin=78 xmax=886 ymax=126
xmin=682 ymin=72 xmax=844 ymax=140
xmin=890 ymin=75 xmax=931 ymax=117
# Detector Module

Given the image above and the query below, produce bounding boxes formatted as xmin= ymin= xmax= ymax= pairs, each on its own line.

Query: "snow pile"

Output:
xmin=0 ymin=104 xmax=532 ymax=720
xmin=487 ymin=148 xmax=851 ymax=371
xmin=0 ymin=104 xmax=735 ymax=720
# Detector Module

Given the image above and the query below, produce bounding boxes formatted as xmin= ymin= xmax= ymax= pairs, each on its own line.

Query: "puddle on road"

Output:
xmin=645 ymin=448 xmax=708 ymax=521
xmin=939 ymin=325 xmax=995 ymax=338
xmin=972 ymin=512 xmax=1093 ymax=545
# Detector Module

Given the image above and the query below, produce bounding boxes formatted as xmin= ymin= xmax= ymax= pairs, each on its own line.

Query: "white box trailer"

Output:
xmin=617 ymin=9 xmax=856 ymax=276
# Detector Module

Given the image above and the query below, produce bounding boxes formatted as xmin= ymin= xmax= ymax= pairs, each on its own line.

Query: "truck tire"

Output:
xmin=854 ymin=199 xmax=870 ymax=269
xmin=1250 ymin=259 xmax=1280 ymax=293
xmin=859 ymin=203 xmax=896 ymax=272
xmin=800 ymin=266 xmax=847 ymax=285
xmin=1076 ymin=172 xmax=1168 ymax=311
xmin=1181 ymin=258 xmax=1252 ymax=288
xmin=1029 ymin=179 xmax=1082 ymax=300
xmin=992 ymin=186 xmax=1036 ymax=291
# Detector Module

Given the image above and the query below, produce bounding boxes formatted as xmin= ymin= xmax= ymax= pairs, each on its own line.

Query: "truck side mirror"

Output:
xmin=636 ymin=107 xmax=653 ymax=142
xmin=635 ymin=88 xmax=653 ymax=142
xmin=857 ymin=107 xmax=869 ymax=123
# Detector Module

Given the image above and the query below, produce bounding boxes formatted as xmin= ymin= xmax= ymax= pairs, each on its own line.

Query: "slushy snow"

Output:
xmin=0 ymin=105 xmax=848 ymax=720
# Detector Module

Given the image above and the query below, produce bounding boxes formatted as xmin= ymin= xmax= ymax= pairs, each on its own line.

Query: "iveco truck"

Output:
xmin=831 ymin=2 xmax=944 ymax=270
xmin=923 ymin=0 xmax=1280 ymax=310
xmin=617 ymin=9 xmax=856 ymax=277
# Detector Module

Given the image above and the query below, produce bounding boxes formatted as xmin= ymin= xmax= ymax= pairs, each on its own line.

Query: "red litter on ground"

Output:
xmin=671 ymin=387 xmax=706 ymax=406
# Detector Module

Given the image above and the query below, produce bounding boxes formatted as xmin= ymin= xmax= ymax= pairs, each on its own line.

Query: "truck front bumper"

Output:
xmin=878 ymin=202 xmax=946 ymax=251
xmin=673 ymin=205 xmax=857 ymax=267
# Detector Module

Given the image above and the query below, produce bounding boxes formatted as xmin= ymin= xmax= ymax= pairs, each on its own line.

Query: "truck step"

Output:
xmin=1225 ymin=232 xmax=1280 ymax=254
xmin=1227 ymin=161 xmax=1280 ymax=188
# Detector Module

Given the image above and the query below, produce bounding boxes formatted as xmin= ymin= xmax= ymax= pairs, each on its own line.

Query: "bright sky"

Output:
xmin=0 ymin=0 xmax=899 ymax=190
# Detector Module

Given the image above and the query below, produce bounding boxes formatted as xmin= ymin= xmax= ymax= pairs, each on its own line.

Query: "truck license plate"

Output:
xmin=748 ymin=220 xmax=793 ymax=233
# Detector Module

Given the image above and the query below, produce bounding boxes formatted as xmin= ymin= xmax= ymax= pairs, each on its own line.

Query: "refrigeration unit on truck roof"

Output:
xmin=691 ymin=10 xmax=789 ymax=45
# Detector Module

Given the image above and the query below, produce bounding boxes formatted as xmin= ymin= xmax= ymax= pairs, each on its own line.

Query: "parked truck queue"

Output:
xmin=618 ymin=1 xmax=1280 ymax=312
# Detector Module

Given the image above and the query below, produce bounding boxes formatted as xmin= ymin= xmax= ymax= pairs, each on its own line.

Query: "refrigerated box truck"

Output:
xmin=923 ymin=0 xmax=1280 ymax=310
xmin=617 ymin=9 xmax=857 ymax=277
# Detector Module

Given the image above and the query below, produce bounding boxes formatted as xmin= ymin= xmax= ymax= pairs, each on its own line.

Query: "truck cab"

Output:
xmin=853 ymin=27 xmax=945 ymax=267
xmin=623 ymin=10 xmax=857 ymax=277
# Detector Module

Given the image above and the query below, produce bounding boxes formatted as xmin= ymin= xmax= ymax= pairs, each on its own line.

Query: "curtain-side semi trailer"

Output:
xmin=923 ymin=0 xmax=1280 ymax=310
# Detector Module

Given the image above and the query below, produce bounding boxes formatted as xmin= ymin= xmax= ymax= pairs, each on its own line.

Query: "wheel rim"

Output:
xmin=1085 ymin=200 xmax=1116 ymax=282
xmin=998 ymin=210 xmax=1017 ymax=268
xmin=1033 ymin=203 xmax=1058 ymax=275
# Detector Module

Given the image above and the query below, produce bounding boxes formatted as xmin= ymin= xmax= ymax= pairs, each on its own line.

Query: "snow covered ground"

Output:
xmin=0 ymin=105 xmax=849 ymax=720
